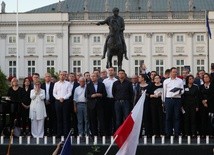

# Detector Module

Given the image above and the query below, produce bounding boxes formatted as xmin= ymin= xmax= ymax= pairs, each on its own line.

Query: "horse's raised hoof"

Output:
xmin=125 ymin=56 xmax=129 ymax=60
xmin=101 ymin=56 xmax=105 ymax=59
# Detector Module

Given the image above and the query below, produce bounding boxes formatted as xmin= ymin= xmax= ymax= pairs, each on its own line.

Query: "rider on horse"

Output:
xmin=96 ymin=7 xmax=128 ymax=60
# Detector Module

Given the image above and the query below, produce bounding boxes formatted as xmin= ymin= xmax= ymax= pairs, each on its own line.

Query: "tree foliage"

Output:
xmin=0 ymin=69 xmax=9 ymax=97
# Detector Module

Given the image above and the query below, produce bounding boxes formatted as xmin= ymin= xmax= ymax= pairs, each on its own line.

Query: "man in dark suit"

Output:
xmin=86 ymin=73 xmax=107 ymax=136
xmin=41 ymin=73 xmax=56 ymax=136
xmin=194 ymin=69 xmax=205 ymax=86
xmin=68 ymin=73 xmax=79 ymax=136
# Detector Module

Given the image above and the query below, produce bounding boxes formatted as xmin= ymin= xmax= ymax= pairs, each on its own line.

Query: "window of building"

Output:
xmin=72 ymin=60 xmax=81 ymax=73
xmin=9 ymin=60 xmax=16 ymax=76
xmin=47 ymin=60 xmax=55 ymax=73
xmin=92 ymin=60 xmax=101 ymax=71
xmin=176 ymin=59 xmax=185 ymax=76
xmin=176 ymin=35 xmax=184 ymax=43
xmin=134 ymin=60 xmax=144 ymax=75
xmin=155 ymin=60 xmax=164 ymax=76
xmin=8 ymin=36 xmax=16 ymax=44
xmin=196 ymin=59 xmax=205 ymax=71
xmin=155 ymin=35 xmax=164 ymax=43
xmin=27 ymin=60 xmax=36 ymax=76
xmin=27 ymin=35 xmax=36 ymax=43
xmin=196 ymin=35 xmax=205 ymax=42
xmin=93 ymin=36 xmax=101 ymax=43
xmin=73 ymin=36 xmax=81 ymax=43
xmin=46 ymin=35 xmax=55 ymax=43
xmin=134 ymin=36 xmax=142 ymax=43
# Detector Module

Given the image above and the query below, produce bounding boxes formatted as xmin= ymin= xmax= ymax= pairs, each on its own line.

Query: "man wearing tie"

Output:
xmin=86 ymin=73 xmax=107 ymax=136
xmin=41 ymin=73 xmax=56 ymax=136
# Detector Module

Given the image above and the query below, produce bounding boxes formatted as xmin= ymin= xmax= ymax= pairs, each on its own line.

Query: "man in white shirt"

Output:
xmin=73 ymin=77 xmax=88 ymax=136
xmin=163 ymin=67 xmax=184 ymax=137
xmin=53 ymin=71 xmax=72 ymax=137
xmin=103 ymin=67 xmax=117 ymax=135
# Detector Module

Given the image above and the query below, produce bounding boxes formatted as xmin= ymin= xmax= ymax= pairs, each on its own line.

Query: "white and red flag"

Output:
xmin=114 ymin=92 xmax=145 ymax=155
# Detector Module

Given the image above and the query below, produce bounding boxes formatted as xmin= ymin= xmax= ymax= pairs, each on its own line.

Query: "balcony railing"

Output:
xmin=69 ymin=11 xmax=205 ymax=21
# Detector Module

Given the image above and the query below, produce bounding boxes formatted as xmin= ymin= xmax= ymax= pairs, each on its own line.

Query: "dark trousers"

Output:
xmin=20 ymin=106 xmax=30 ymax=133
xmin=150 ymin=100 xmax=163 ymax=135
xmin=45 ymin=102 xmax=57 ymax=135
xmin=165 ymin=98 xmax=181 ymax=136
xmin=183 ymin=104 xmax=196 ymax=135
xmin=87 ymin=103 xmax=105 ymax=136
xmin=114 ymin=100 xmax=130 ymax=130
xmin=143 ymin=99 xmax=152 ymax=136
xmin=55 ymin=100 xmax=71 ymax=137
xmin=71 ymin=101 xmax=78 ymax=136
xmin=199 ymin=107 xmax=208 ymax=136
xmin=104 ymin=98 xmax=115 ymax=136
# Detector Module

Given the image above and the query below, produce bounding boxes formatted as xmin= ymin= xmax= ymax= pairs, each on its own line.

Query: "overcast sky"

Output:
xmin=2 ymin=0 xmax=58 ymax=13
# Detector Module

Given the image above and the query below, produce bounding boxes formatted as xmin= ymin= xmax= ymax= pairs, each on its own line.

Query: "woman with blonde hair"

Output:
xmin=7 ymin=77 xmax=23 ymax=129
xmin=29 ymin=81 xmax=46 ymax=138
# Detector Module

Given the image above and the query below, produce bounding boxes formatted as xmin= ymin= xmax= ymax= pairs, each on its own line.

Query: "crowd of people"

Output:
xmin=1 ymin=65 xmax=214 ymax=139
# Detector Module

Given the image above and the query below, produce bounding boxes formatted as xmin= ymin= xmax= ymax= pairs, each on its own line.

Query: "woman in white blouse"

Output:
xmin=29 ymin=81 xmax=47 ymax=138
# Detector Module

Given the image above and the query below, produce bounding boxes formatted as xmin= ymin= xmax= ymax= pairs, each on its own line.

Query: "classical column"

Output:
xmin=187 ymin=32 xmax=194 ymax=73
xmin=37 ymin=33 xmax=45 ymax=74
xmin=167 ymin=32 xmax=173 ymax=68
xmin=84 ymin=33 xmax=90 ymax=71
xmin=146 ymin=33 xmax=153 ymax=70
xmin=125 ymin=33 xmax=131 ymax=75
xmin=18 ymin=33 xmax=25 ymax=77
xmin=0 ymin=34 xmax=7 ymax=73
xmin=56 ymin=33 xmax=65 ymax=72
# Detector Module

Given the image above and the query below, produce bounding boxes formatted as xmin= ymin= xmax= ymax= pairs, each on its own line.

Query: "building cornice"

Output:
xmin=0 ymin=21 xmax=70 ymax=26
xmin=70 ymin=20 xmax=210 ymax=25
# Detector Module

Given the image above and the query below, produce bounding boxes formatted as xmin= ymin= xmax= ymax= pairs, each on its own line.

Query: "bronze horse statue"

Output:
xmin=105 ymin=19 xmax=124 ymax=70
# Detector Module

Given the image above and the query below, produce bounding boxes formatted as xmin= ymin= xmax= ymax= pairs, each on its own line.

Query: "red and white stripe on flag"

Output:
xmin=113 ymin=92 xmax=146 ymax=155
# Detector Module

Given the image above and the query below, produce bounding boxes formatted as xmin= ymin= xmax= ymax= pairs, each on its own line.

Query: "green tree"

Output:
xmin=0 ymin=69 xmax=9 ymax=97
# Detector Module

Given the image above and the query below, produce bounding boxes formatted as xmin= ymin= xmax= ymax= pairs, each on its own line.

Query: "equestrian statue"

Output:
xmin=96 ymin=7 xmax=128 ymax=69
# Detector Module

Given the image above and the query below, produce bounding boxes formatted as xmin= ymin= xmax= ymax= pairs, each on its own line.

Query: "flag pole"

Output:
xmin=206 ymin=10 xmax=210 ymax=72
xmin=16 ymin=0 xmax=19 ymax=80
xmin=104 ymin=135 xmax=118 ymax=155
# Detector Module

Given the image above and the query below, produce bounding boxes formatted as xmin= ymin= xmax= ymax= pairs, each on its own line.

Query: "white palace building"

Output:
xmin=0 ymin=0 xmax=214 ymax=78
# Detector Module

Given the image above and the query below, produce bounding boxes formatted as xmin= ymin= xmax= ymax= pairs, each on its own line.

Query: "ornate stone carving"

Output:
xmin=125 ymin=0 xmax=130 ymax=12
xmin=56 ymin=33 xmax=63 ymax=38
xmin=167 ymin=32 xmax=173 ymax=38
xmin=155 ymin=47 xmax=164 ymax=53
xmin=187 ymin=32 xmax=194 ymax=37
xmin=167 ymin=0 xmax=172 ymax=11
xmin=146 ymin=33 xmax=153 ymax=38
xmin=105 ymin=0 xmax=109 ymax=12
xmin=83 ymin=33 xmax=90 ymax=38
xmin=147 ymin=0 xmax=152 ymax=12
xmin=83 ymin=0 xmax=88 ymax=12
xmin=72 ymin=47 xmax=81 ymax=55
xmin=92 ymin=47 xmax=101 ymax=55
xmin=27 ymin=47 xmax=36 ymax=54
xmin=38 ymin=33 xmax=45 ymax=39
xmin=8 ymin=47 xmax=16 ymax=54
xmin=176 ymin=47 xmax=185 ymax=53
xmin=19 ymin=33 xmax=26 ymax=39
xmin=0 ymin=34 xmax=7 ymax=39
xmin=46 ymin=47 xmax=55 ymax=54
xmin=189 ymin=0 xmax=194 ymax=11
xmin=196 ymin=46 xmax=205 ymax=53
xmin=125 ymin=33 xmax=131 ymax=38
xmin=134 ymin=47 xmax=143 ymax=54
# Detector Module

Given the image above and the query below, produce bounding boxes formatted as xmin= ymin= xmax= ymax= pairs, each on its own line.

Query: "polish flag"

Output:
xmin=114 ymin=92 xmax=145 ymax=155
